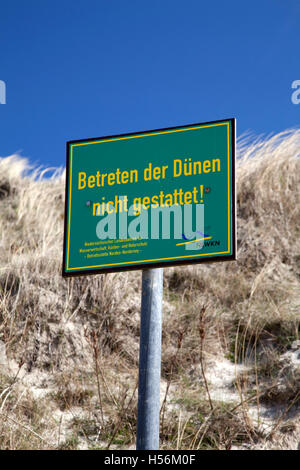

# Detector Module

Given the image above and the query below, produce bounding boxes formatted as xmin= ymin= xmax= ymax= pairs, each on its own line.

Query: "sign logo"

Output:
xmin=63 ymin=119 xmax=236 ymax=276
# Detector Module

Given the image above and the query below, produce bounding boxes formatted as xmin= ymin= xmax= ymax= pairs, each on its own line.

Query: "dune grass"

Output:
xmin=0 ymin=129 xmax=299 ymax=450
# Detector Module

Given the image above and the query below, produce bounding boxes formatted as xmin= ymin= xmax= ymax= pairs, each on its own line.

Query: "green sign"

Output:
xmin=62 ymin=118 xmax=236 ymax=276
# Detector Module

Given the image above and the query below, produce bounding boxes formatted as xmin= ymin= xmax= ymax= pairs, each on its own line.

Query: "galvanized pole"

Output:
xmin=136 ymin=268 xmax=163 ymax=450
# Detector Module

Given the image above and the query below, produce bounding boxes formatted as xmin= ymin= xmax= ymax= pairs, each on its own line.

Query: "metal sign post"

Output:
xmin=62 ymin=119 xmax=236 ymax=449
xmin=136 ymin=268 xmax=163 ymax=450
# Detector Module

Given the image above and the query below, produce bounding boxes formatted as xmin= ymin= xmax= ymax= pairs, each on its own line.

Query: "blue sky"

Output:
xmin=0 ymin=0 xmax=299 ymax=169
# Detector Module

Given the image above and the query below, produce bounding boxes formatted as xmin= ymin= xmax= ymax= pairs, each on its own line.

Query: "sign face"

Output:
xmin=63 ymin=118 xmax=236 ymax=277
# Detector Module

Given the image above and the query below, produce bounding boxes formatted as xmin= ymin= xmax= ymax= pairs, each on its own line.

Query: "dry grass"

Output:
xmin=0 ymin=128 xmax=299 ymax=449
